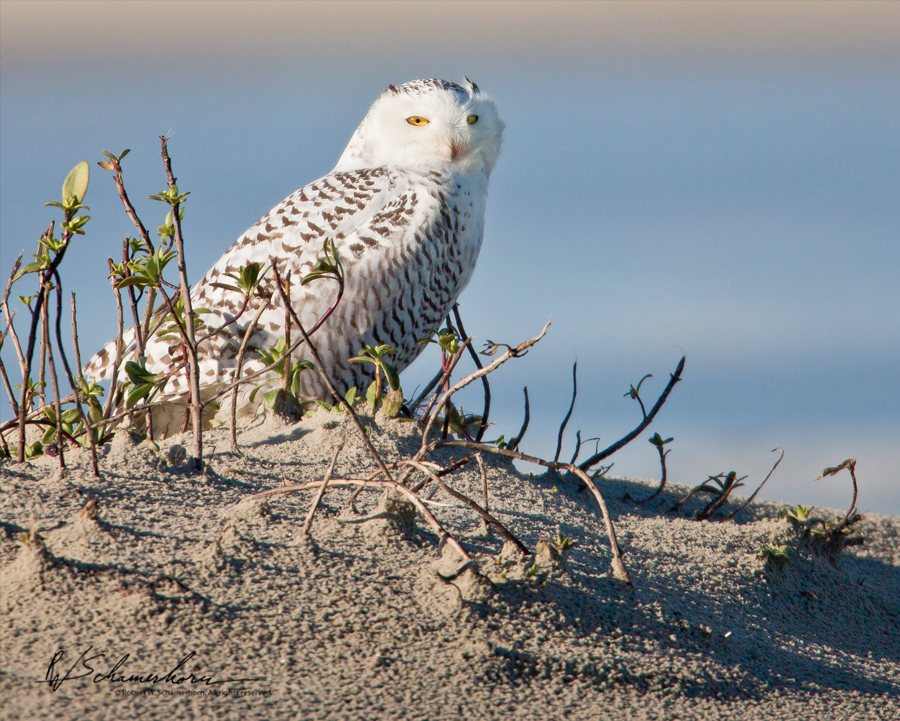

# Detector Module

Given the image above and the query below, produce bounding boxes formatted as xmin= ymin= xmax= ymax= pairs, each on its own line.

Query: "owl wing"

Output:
xmin=83 ymin=166 xmax=424 ymax=395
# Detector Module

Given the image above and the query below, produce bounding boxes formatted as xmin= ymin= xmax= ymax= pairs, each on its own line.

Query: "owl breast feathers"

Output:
xmin=84 ymin=78 xmax=505 ymax=437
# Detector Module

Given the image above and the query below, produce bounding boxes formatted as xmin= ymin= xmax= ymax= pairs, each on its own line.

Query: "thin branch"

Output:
xmin=160 ymin=136 xmax=202 ymax=471
xmin=229 ymin=298 xmax=270 ymax=451
xmin=723 ymin=448 xmax=784 ymax=521
xmin=578 ymin=356 xmax=685 ymax=471
xmin=404 ymin=460 xmax=530 ymax=555
xmin=554 ymin=361 xmax=577 ymax=464
xmin=54 ymin=276 xmax=99 ymax=476
xmin=411 ymin=454 xmax=476 ymax=493
xmin=419 ymin=341 xmax=469 ymax=427
xmin=426 ymin=438 xmax=631 ymax=582
xmin=451 ymin=305 xmax=490 ymax=442
xmin=240 ymin=478 xmax=471 ymax=562
xmin=272 ymin=263 xmax=393 ymax=482
xmin=476 ymin=453 xmax=489 ymax=515
xmin=2 ymin=252 xmax=26 ymax=373
xmin=418 ymin=323 xmax=551 ymax=455
xmin=102 ymin=258 xmax=126 ymax=419
xmin=631 ymin=442 xmax=671 ymax=505
xmin=301 ymin=433 xmax=346 ymax=535
xmin=509 ymin=387 xmax=529 ymax=451
xmin=42 ymin=300 xmax=65 ymax=470
xmin=408 ymin=367 xmax=444 ymax=416
xmin=566 ymin=465 xmax=631 ymax=584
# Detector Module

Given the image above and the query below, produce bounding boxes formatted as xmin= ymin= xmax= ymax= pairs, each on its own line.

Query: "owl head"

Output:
xmin=335 ymin=78 xmax=505 ymax=177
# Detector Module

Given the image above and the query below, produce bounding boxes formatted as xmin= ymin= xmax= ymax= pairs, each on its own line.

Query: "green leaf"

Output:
xmin=97 ymin=160 xmax=115 ymax=172
xmin=62 ymin=161 xmax=90 ymax=204
xmin=381 ymin=361 xmax=400 ymax=391
xmin=13 ymin=262 xmax=46 ymax=281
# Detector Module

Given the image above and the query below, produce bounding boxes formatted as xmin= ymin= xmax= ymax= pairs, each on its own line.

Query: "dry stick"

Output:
xmin=405 ymin=460 xmax=531 ymax=555
xmin=0 ymin=351 xmax=18 ymax=419
xmin=107 ymin=150 xmax=158 ymax=349
xmin=15 ymin=226 xmax=62 ymax=461
xmin=451 ymin=305 xmax=491 ymax=442
xmin=632 ymin=440 xmax=671 ymax=505
xmin=419 ymin=341 xmax=469 ymax=427
xmin=281 ymin=272 xmax=292 ymax=394
xmin=3 ymin=253 xmax=26 ymax=374
xmin=411 ymin=454 xmax=477 ymax=493
xmin=41 ymin=300 xmax=65 ymax=470
xmin=121 ymin=239 xmax=145 ymax=358
xmin=229 ymin=298 xmax=270 ymax=451
xmin=566 ymin=465 xmax=631 ymax=584
xmin=578 ymin=356 xmax=686 ymax=472
xmin=554 ymin=361 xmax=577 ymax=464
xmin=160 ymin=136 xmax=202 ymax=471
xmin=102 ymin=259 xmax=127 ymax=419
xmin=119 ymin=240 xmax=154 ymax=439
xmin=509 ymin=387 xmax=530 ymax=451
xmin=240 ymin=478 xmax=471 ymax=562
xmin=202 ymin=256 xmax=345 ymax=414
xmin=271 ymin=264 xmax=393 ymax=482
xmin=723 ymin=448 xmax=785 ymax=521
xmin=408 ymin=367 xmax=444 ymax=415
xmin=54 ymin=283 xmax=99 ymax=476
xmin=476 ymin=453 xmax=489 ymax=514
xmin=418 ymin=322 xmax=551 ymax=458
xmin=301 ymin=433 xmax=346 ymax=536
xmin=428 ymin=438 xmax=633 ymax=582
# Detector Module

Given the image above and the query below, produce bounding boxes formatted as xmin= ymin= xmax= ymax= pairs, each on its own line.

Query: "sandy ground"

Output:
xmin=1 ymin=408 xmax=898 ymax=720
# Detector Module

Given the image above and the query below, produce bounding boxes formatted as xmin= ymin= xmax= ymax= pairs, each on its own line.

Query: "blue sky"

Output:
xmin=2 ymin=2 xmax=898 ymax=513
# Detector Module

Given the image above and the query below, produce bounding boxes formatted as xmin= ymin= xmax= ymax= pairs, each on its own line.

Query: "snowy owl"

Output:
xmin=84 ymin=78 xmax=505 ymax=436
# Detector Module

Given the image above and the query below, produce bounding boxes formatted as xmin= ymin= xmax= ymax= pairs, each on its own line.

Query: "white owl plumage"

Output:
xmin=84 ymin=79 xmax=505 ymax=436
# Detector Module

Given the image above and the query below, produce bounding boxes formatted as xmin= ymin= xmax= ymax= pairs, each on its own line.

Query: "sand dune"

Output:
xmin=1 ymin=409 xmax=897 ymax=719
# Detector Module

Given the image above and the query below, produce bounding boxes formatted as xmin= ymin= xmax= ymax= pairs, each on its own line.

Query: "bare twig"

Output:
xmin=631 ymin=437 xmax=672 ymax=505
xmin=42 ymin=301 xmax=65 ymax=469
xmin=102 ymin=258 xmax=127 ymax=419
xmin=272 ymin=263 xmax=393 ymax=482
xmin=54 ymin=278 xmax=99 ymax=476
xmin=424 ymin=437 xmax=632 ymax=582
xmin=410 ymin=454 xmax=476 ymax=493
xmin=420 ymin=341 xmax=469 ymax=427
xmin=405 ymin=460 xmax=531 ymax=555
xmin=508 ymin=387 xmax=529 ymax=451
xmin=408 ymin=367 xmax=444 ymax=415
xmin=160 ymin=136 xmax=202 ymax=471
xmin=2 ymin=252 xmax=26 ymax=373
xmin=240 ymin=478 xmax=471 ymax=562
xmin=301 ymin=433 xmax=346 ymax=535
xmin=419 ymin=323 xmax=550 ymax=454
xmin=567 ymin=465 xmax=631 ymax=583
xmin=476 ymin=453 xmax=489 ymax=515
xmin=554 ymin=361 xmax=577 ymax=464
xmin=723 ymin=448 xmax=784 ymax=521
xmin=816 ymin=458 xmax=859 ymax=527
xmin=229 ymin=298 xmax=270 ymax=451
xmin=578 ymin=356 xmax=685 ymax=471
xmin=281 ymin=272 xmax=292 ymax=394
xmin=451 ymin=305 xmax=490 ymax=442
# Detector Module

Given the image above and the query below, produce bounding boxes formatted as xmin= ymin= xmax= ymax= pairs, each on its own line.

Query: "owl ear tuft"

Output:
xmin=463 ymin=77 xmax=480 ymax=95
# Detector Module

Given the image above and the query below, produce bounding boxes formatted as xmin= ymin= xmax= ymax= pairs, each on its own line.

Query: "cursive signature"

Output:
xmin=45 ymin=647 xmax=263 ymax=692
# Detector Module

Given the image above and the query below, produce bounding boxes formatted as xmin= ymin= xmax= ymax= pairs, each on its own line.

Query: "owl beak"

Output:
xmin=450 ymin=141 xmax=464 ymax=160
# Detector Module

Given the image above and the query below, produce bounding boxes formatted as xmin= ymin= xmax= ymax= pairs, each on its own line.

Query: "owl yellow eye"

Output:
xmin=467 ymin=115 xmax=479 ymax=125
xmin=406 ymin=116 xmax=430 ymax=126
